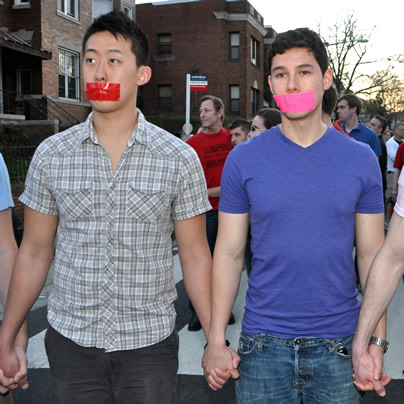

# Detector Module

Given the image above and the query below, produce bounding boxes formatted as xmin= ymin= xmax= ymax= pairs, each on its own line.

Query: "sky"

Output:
xmin=136 ymin=0 xmax=404 ymax=80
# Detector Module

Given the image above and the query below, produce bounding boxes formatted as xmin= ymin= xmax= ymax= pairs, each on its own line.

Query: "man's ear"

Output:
xmin=137 ymin=66 xmax=152 ymax=86
xmin=323 ymin=69 xmax=333 ymax=91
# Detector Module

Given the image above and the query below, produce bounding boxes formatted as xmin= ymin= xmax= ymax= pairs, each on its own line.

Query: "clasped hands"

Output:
xmin=0 ymin=345 xmax=29 ymax=394
xmin=202 ymin=342 xmax=240 ymax=391
xmin=352 ymin=343 xmax=391 ymax=397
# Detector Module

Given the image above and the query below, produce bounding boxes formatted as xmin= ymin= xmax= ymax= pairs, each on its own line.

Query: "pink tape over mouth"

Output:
xmin=85 ymin=83 xmax=120 ymax=101
xmin=273 ymin=92 xmax=315 ymax=113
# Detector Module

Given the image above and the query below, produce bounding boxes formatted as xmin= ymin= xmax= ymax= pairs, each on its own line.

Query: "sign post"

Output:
xmin=185 ymin=74 xmax=208 ymax=137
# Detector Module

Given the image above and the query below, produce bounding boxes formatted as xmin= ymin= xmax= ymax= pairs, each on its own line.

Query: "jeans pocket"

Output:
xmin=238 ymin=333 xmax=258 ymax=356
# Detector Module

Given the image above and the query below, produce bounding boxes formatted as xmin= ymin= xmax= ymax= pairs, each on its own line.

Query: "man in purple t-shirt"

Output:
xmin=202 ymin=28 xmax=389 ymax=403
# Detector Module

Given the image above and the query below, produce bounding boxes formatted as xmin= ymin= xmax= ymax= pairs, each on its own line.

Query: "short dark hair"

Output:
xmin=228 ymin=118 xmax=251 ymax=135
xmin=256 ymin=108 xmax=282 ymax=130
xmin=199 ymin=95 xmax=225 ymax=122
xmin=372 ymin=114 xmax=387 ymax=132
xmin=268 ymin=28 xmax=329 ymax=75
xmin=322 ymin=85 xmax=338 ymax=116
xmin=82 ymin=10 xmax=150 ymax=67
xmin=338 ymin=94 xmax=362 ymax=116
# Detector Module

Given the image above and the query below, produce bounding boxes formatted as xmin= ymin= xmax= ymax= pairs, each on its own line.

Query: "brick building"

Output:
xmin=0 ymin=0 xmax=135 ymax=127
xmin=136 ymin=0 xmax=276 ymax=121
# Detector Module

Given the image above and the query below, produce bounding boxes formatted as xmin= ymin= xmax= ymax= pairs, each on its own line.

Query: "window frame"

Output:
xmin=229 ymin=85 xmax=240 ymax=114
xmin=58 ymin=0 xmax=79 ymax=20
xmin=251 ymin=87 xmax=259 ymax=115
xmin=157 ymin=33 xmax=172 ymax=56
xmin=58 ymin=48 xmax=80 ymax=101
xmin=229 ymin=32 xmax=240 ymax=61
xmin=157 ymin=85 xmax=172 ymax=110
xmin=250 ymin=36 xmax=259 ymax=67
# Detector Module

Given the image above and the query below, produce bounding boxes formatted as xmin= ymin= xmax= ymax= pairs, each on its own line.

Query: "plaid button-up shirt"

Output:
xmin=20 ymin=111 xmax=211 ymax=351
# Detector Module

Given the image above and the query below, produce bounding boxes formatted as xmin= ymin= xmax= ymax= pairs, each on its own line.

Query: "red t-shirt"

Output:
xmin=186 ymin=128 xmax=232 ymax=210
xmin=393 ymin=142 xmax=404 ymax=169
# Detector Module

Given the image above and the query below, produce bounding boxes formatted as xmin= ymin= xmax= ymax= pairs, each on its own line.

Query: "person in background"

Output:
xmin=385 ymin=122 xmax=404 ymax=228
xmin=337 ymin=93 xmax=381 ymax=159
xmin=229 ymin=118 xmax=251 ymax=148
xmin=368 ymin=115 xmax=388 ymax=205
xmin=384 ymin=129 xmax=393 ymax=142
xmin=321 ymin=85 xmax=349 ymax=135
xmin=247 ymin=108 xmax=281 ymax=140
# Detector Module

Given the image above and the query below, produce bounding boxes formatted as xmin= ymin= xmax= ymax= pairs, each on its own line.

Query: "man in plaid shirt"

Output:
xmin=0 ymin=11 xmax=213 ymax=403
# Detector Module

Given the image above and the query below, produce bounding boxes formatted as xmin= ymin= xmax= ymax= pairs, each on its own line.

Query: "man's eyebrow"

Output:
xmin=271 ymin=63 xmax=315 ymax=73
xmin=84 ymin=48 xmax=124 ymax=54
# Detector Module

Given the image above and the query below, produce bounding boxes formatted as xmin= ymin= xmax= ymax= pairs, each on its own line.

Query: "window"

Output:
xmin=251 ymin=87 xmax=259 ymax=115
xmin=229 ymin=86 xmax=240 ymax=113
xmin=229 ymin=32 xmax=240 ymax=61
xmin=58 ymin=48 xmax=80 ymax=100
xmin=16 ymin=66 xmax=32 ymax=97
xmin=251 ymin=37 xmax=259 ymax=66
xmin=13 ymin=0 xmax=30 ymax=7
xmin=158 ymin=85 xmax=172 ymax=110
xmin=124 ymin=4 xmax=133 ymax=19
xmin=158 ymin=34 xmax=172 ymax=56
xmin=58 ymin=0 xmax=78 ymax=19
xmin=92 ymin=0 xmax=112 ymax=21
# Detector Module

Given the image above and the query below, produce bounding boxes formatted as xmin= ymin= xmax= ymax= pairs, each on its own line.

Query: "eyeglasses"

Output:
xmin=250 ymin=125 xmax=266 ymax=132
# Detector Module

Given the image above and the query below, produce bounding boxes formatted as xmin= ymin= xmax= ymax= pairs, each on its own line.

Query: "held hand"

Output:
xmin=13 ymin=345 xmax=29 ymax=390
xmin=202 ymin=344 xmax=240 ymax=391
xmin=352 ymin=345 xmax=391 ymax=397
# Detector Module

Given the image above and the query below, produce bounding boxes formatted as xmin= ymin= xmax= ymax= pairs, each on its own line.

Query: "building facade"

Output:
xmin=136 ymin=0 xmax=274 ymax=121
xmin=0 ymin=0 xmax=135 ymax=126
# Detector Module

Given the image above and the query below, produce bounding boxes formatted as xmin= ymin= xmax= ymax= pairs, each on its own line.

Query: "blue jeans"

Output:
xmin=236 ymin=333 xmax=361 ymax=404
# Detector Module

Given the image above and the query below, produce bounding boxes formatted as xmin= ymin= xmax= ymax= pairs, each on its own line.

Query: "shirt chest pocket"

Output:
xmin=126 ymin=182 xmax=168 ymax=222
xmin=54 ymin=181 xmax=94 ymax=221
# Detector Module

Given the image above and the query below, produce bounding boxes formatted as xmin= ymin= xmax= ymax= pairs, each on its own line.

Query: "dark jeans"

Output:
xmin=206 ymin=209 xmax=218 ymax=255
xmin=45 ymin=326 xmax=179 ymax=404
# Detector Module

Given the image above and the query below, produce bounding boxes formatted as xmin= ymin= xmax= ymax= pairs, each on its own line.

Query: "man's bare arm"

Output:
xmin=0 ymin=208 xmax=18 ymax=308
xmin=0 ymin=207 xmax=58 ymax=380
xmin=174 ymin=214 xmax=212 ymax=338
xmin=353 ymin=212 xmax=391 ymax=395
xmin=203 ymin=211 xmax=249 ymax=390
xmin=207 ymin=186 xmax=221 ymax=198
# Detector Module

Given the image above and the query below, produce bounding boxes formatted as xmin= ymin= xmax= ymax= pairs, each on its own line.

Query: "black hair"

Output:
xmin=256 ymin=108 xmax=282 ymax=129
xmin=268 ymin=28 xmax=329 ymax=75
xmin=338 ymin=94 xmax=362 ymax=116
xmin=228 ymin=118 xmax=251 ymax=134
xmin=322 ymin=85 xmax=338 ymax=116
xmin=82 ymin=10 xmax=149 ymax=67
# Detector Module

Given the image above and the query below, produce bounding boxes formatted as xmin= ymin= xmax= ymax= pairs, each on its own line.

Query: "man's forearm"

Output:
xmin=208 ymin=251 xmax=244 ymax=346
xmin=208 ymin=187 xmax=221 ymax=198
xmin=182 ymin=255 xmax=212 ymax=338
xmin=0 ymin=250 xmax=52 ymax=347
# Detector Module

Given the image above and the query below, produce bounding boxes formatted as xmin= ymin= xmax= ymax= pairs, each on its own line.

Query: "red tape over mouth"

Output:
xmin=85 ymin=83 xmax=120 ymax=101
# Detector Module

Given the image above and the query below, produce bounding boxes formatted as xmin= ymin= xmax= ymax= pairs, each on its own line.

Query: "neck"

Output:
xmin=92 ymin=104 xmax=138 ymax=142
xmin=203 ymin=122 xmax=223 ymax=134
xmin=343 ymin=115 xmax=359 ymax=133
xmin=280 ymin=110 xmax=328 ymax=148
xmin=394 ymin=135 xmax=402 ymax=142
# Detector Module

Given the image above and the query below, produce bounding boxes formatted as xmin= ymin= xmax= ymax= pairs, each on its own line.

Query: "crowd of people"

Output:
xmin=1 ymin=9 xmax=404 ymax=404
